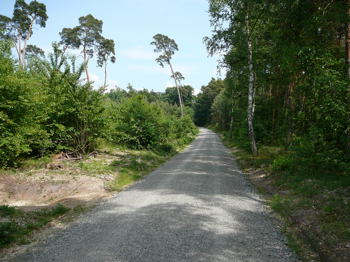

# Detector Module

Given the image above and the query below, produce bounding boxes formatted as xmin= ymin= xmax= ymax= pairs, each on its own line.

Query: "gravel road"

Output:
xmin=10 ymin=128 xmax=298 ymax=262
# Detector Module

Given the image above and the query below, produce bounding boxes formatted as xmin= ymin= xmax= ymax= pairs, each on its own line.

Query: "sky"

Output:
xmin=1 ymin=0 xmax=223 ymax=93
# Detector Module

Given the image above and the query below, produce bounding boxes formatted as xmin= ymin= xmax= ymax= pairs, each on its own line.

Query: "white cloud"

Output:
xmin=90 ymin=73 xmax=119 ymax=91
xmin=193 ymin=88 xmax=201 ymax=95
xmin=105 ymin=79 xmax=119 ymax=91
xmin=120 ymin=46 xmax=155 ymax=60
xmin=90 ymin=73 xmax=100 ymax=83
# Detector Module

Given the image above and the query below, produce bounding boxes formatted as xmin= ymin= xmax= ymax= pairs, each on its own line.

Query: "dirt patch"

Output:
xmin=0 ymin=150 xmax=123 ymax=211
xmin=0 ymin=173 xmax=113 ymax=210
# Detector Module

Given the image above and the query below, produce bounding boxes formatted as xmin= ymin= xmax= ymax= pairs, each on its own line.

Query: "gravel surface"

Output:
xmin=9 ymin=128 xmax=298 ymax=262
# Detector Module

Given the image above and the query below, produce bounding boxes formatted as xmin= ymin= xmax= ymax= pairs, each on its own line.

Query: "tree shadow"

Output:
xmin=11 ymin=200 xmax=297 ymax=262
xmin=9 ymin=129 xmax=297 ymax=261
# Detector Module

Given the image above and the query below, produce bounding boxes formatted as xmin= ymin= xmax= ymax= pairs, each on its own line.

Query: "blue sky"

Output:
xmin=1 ymin=0 xmax=222 ymax=93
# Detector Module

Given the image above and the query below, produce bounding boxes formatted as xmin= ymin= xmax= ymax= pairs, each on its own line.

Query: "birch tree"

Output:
xmin=245 ymin=10 xmax=258 ymax=155
xmin=205 ymin=0 xmax=258 ymax=155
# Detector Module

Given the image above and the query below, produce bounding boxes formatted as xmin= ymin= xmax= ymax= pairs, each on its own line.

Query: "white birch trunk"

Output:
xmin=246 ymin=13 xmax=258 ymax=156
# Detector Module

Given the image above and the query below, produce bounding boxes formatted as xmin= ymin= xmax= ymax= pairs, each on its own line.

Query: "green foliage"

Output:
xmin=164 ymin=85 xmax=194 ymax=107
xmin=201 ymin=0 xmax=349 ymax=177
xmin=151 ymin=34 xmax=178 ymax=68
xmin=0 ymin=222 xmax=19 ymax=247
xmin=0 ymin=205 xmax=18 ymax=216
xmin=0 ymin=55 xmax=51 ymax=166
xmin=194 ymin=78 xmax=224 ymax=126
xmin=108 ymin=150 xmax=169 ymax=191
xmin=60 ymin=14 xmax=103 ymax=58
xmin=0 ymin=6 xmax=198 ymax=168
xmin=0 ymin=0 xmax=48 ymax=68
xmin=270 ymin=195 xmax=292 ymax=217
xmin=97 ymin=37 xmax=116 ymax=67
xmin=33 ymin=44 xmax=107 ymax=155
xmin=109 ymin=95 xmax=169 ymax=149
xmin=0 ymin=204 xmax=70 ymax=249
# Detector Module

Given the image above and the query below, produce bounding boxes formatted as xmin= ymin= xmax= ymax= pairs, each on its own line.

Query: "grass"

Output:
xmin=220 ymin=133 xmax=350 ymax=262
xmin=0 ymin=134 xmax=198 ymax=251
xmin=79 ymin=160 xmax=116 ymax=175
xmin=18 ymin=156 xmax=52 ymax=170
xmin=105 ymin=131 xmax=198 ymax=191
xmin=0 ymin=204 xmax=70 ymax=249
xmin=107 ymin=150 xmax=172 ymax=191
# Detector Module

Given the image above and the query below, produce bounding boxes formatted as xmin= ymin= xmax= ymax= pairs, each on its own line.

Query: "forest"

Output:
xmin=0 ymin=0 xmax=350 ymax=260
xmin=198 ymin=0 xmax=349 ymax=176
xmin=194 ymin=0 xmax=349 ymax=260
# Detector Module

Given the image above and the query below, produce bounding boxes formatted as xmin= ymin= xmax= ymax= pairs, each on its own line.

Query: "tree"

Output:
xmin=245 ymin=8 xmax=258 ymax=155
xmin=97 ymin=37 xmax=116 ymax=89
xmin=0 ymin=0 xmax=47 ymax=68
xmin=205 ymin=0 xmax=261 ymax=155
xmin=0 ymin=46 xmax=50 ymax=166
xmin=60 ymin=14 xmax=103 ymax=82
xmin=194 ymin=78 xmax=224 ymax=126
xmin=25 ymin=44 xmax=44 ymax=59
xmin=151 ymin=34 xmax=184 ymax=117
xmin=172 ymin=71 xmax=186 ymax=108
xmin=165 ymin=85 xmax=194 ymax=108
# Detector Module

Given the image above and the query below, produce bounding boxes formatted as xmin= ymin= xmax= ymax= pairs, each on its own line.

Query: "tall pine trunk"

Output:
xmin=83 ymin=47 xmax=90 ymax=82
xmin=246 ymin=13 xmax=258 ymax=156
xmin=169 ymin=62 xmax=184 ymax=117
xmin=104 ymin=61 xmax=107 ymax=90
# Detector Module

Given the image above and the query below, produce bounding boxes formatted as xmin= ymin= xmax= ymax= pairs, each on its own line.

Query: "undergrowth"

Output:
xmin=0 ymin=204 xmax=70 ymax=249
xmin=220 ymin=133 xmax=350 ymax=262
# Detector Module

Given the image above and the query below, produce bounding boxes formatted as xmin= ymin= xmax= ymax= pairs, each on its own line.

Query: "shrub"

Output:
xmin=110 ymin=95 xmax=168 ymax=149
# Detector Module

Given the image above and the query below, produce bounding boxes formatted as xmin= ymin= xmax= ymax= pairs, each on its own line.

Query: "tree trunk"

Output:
xmin=178 ymin=80 xmax=185 ymax=109
xmin=83 ymin=47 xmax=90 ymax=82
xmin=16 ymin=36 xmax=22 ymax=67
xmin=104 ymin=61 xmax=107 ymax=90
xmin=168 ymin=62 xmax=184 ymax=117
xmin=347 ymin=1 xmax=350 ymax=153
xmin=246 ymin=13 xmax=258 ymax=156
xmin=229 ymin=88 xmax=235 ymax=138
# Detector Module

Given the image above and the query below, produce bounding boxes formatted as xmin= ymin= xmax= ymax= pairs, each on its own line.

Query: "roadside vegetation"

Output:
xmin=193 ymin=1 xmax=350 ymax=261
xmin=0 ymin=204 xmax=70 ymax=249
xmin=0 ymin=0 xmax=198 ymax=251
xmin=220 ymin=138 xmax=350 ymax=261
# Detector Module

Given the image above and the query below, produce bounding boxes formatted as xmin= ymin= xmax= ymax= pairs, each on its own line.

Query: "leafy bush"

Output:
xmin=0 ymin=56 xmax=51 ymax=166
xmin=109 ymin=95 xmax=169 ymax=149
